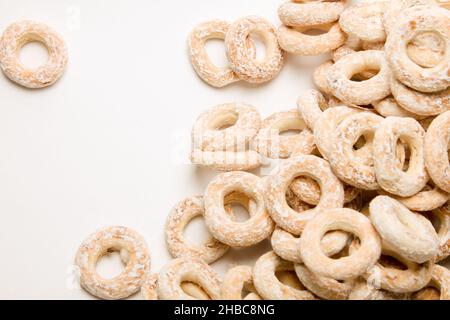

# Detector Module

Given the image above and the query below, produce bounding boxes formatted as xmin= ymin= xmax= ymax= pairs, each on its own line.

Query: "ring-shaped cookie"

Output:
xmin=294 ymin=263 xmax=354 ymax=300
xmin=252 ymin=109 xmax=315 ymax=159
xmin=297 ymin=89 xmax=329 ymax=131
xmin=314 ymin=106 xmax=363 ymax=160
xmin=313 ymin=60 xmax=334 ymax=95
xmin=381 ymin=184 xmax=449 ymax=212
xmin=354 ymin=241 xmax=434 ymax=293
xmin=278 ymin=1 xmax=346 ymax=27
xmin=253 ymin=251 xmax=316 ymax=300
xmin=221 ymin=266 xmax=262 ymax=300
xmin=328 ymin=112 xmax=384 ymax=190
xmin=369 ymin=196 xmax=439 ymax=263
xmin=373 ymin=96 xmax=429 ymax=120
xmin=300 ymin=208 xmax=382 ymax=280
xmin=277 ymin=23 xmax=347 ymax=56
xmin=225 ymin=16 xmax=285 ymax=83
xmin=75 ymin=226 xmax=151 ymax=300
xmin=204 ymin=171 xmax=275 ymax=247
xmin=0 ymin=20 xmax=68 ymax=88
xmin=265 ymin=155 xmax=345 ymax=235
xmin=188 ymin=20 xmax=253 ymax=88
xmin=385 ymin=6 xmax=450 ymax=93
xmin=390 ymin=75 xmax=449 ymax=117
xmin=326 ymin=50 xmax=392 ymax=105
xmin=332 ymin=45 xmax=379 ymax=80
xmin=374 ymin=117 xmax=429 ymax=197
xmin=425 ymin=111 xmax=450 ymax=193
xmin=192 ymin=103 xmax=261 ymax=152
xmin=165 ymin=196 xmax=230 ymax=264
xmin=271 ymin=227 xmax=349 ymax=264
xmin=157 ymin=258 xmax=221 ymax=300
xmin=339 ymin=1 xmax=387 ymax=43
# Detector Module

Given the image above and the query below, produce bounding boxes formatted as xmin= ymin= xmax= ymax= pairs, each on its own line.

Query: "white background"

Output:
xmin=0 ymin=0 xmax=447 ymax=299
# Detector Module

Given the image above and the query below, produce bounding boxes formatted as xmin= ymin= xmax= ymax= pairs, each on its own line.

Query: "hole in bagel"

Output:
xmin=205 ymin=38 xmax=229 ymax=68
xmin=19 ymin=40 xmax=49 ymax=69
xmin=224 ymin=191 xmax=253 ymax=222
xmin=349 ymin=69 xmax=380 ymax=82
xmin=248 ymin=32 xmax=267 ymax=62
xmin=183 ymin=215 xmax=212 ymax=246
xmin=275 ymin=117 xmax=307 ymax=137
xmin=406 ymin=31 xmax=446 ymax=68
xmin=421 ymin=210 xmax=442 ymax=233
xmin=96 ymin=248 xmax=128 ymax=279
xmin=181 ymin=282 xmax=211 ymax=300
xmin=353 ymin=135 xmax=367 ymax=151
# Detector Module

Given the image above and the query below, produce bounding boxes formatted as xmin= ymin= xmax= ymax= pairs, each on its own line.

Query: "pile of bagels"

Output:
xmin=74 ymin=0 xmax=449 ymax=300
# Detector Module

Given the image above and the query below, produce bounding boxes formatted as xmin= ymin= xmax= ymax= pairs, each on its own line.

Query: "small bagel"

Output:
xmin=252 ymin=109 xmax=315 ymax=159
xmin=332 ymin=45 xmax=379 ymax=80
xmin=75 ymin=226 xmax=151 ymax=300
xmin=390 ymin=75 xmax=449 ymax=117
xmin=192 ymin=103 xmax=261 ymax=152
xmin=294 ymin=263 xmax=354 ymax=300
xmin=278 ymin=1 xmax=346 ymax=27
xmin=374 ymin=117 xmax=429 ymax=197
xmin=326 ymin=50 xmax=392 ymax=105
xmin=373 ymin=96 xmax=429 ymax=120
xmin=204 ymin=171 xmax=275 ymax=247
xmin=314 ymin=106 xmax=363 ymax=160
xmin=381 ymin=184 xmax=449 ymax=212
xmin=277 ymin=23 xmax=347 ymax=56
xmin=339 ymin=1 xmax=387 ymax=43
xmin=297 ymin=89 xmax=329 ymax=131
xmin=300 ymin=208 xmax=382 ymax=280
xmin=424 ymin=111 xmax=450 ymax=193
xmin=271 ymin=227 xmax=349 ymax=264
xmin=265 ymin=155 xmax=345 ymax=235
xmin=165 ymin=196 xmax=230 ymax=264
xmin=188 ymin=20 xmax=252 ymax=87
xmin=221 ymin=265 xmax=262 ymax=300
xmin=157 ymin=258 xmax=221 ymax=300
xmin=369 ymin=196 xmax=440 ymax=263
xmin=0 ymin=20 xmax=68 ymax=88
xmin=225 ymin=16 xmax=285 ymax=83
xmin=253 ymin=251 xmax=316 ymax=300
xmin=328 ymin=112 xmax=384 ymax=190
xmin=385 ymin=6 xmax=450 ymax=93
xmin=313 ymin=60 xmax=334 ymax=95
xmin=354 ymin=241 xmax=434 ymax=293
